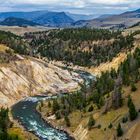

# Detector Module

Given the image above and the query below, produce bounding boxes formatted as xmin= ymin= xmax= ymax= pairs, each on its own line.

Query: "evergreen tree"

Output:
xmin=127 ymin=95 xmax=132 ymax=107
xmin=117 ymin=123 xmax=123 ymax=137
xmin=112 ymin=75 xmax=123 ymax=109
xmin=52 ymin=100 xmax=60 ymax=113
xmin=99 ymin=97 xmax=105 ymax=107
xmin=128 ymin=99 xmax=138 ymax=121
xmin=64 ymin=115 xmax=70 ymax=127
xmin=131 ymin=83 xmax=137 ymax=92
xmin=55 ymin=111 xmax=61 ymax=120
xmin=48 ymin=101 xmax=51 ymax=108
xmin=87 ymin=115 xmax=95 ymax=130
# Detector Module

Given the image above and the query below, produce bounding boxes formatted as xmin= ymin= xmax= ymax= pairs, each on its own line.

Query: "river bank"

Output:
xmin=11 ymin=70 xmax=94 ymax=140
xmin=9 ymin=109 xmax=39 ymax=140
xmin=36 ymin=106 xmax=75 ymax=140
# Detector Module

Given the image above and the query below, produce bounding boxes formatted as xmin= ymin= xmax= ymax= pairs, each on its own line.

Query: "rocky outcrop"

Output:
xmin=0 ymin=56 xmax=83 ymax=107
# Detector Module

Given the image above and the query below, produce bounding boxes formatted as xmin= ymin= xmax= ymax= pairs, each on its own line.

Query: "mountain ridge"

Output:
xmin=0 ymin=8 xmax=140 ymax=28
xmin=0 ymin=17 xmax=39 ymax=26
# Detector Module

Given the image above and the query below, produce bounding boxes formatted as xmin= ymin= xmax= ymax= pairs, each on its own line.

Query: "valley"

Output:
xmin=0 ymin=26 xmax=51 ymax=36
xmin=0 ymin=9 xmax=140 ymax=140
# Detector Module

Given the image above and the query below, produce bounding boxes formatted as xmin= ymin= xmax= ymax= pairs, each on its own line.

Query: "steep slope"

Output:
xmin=0 ymin=45 xmax=83 ymax=107
xmin=130 ymin=21 xmax=140 ymax=28
xmin=37 ymin=34 xmax=140 ymax=140
xmin=0 ymin=17 xmax=39 ymax=26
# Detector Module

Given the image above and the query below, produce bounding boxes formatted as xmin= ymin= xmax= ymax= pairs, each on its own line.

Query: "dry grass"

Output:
xmin=8 ymin=128 xmax=25 ymax=140
xmin=38 ymin=81 xmax=140 ymax=140
xmin=86 ymin=38 xmax=140 ymax=76
xmin=8 ymin=127 xmax=39 ymax=140
xmin=0 ymin=26 xmax=53 ymax=36
xmin=125 ymin=26 xmax=140 ymax=34
xmin=0 ymin=44 xmax=10 ymax=52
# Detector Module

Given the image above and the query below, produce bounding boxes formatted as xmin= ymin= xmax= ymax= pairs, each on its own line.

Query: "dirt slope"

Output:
xmin=0 ymin=50 xmax=83 ymax=107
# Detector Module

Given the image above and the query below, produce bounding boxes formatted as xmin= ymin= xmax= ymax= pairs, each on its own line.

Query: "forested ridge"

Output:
xmin=24 ymin=28 xmax=134 ymax=66
xmin=39 ymin=46 xmax=140 ymax=136
xmin=0 ymin=28 xmax=134 ymax=67
xmin=0 ymin=31 xmax=29 ymax=55
xmin=46 ymin=46 xmax=140 ymax=114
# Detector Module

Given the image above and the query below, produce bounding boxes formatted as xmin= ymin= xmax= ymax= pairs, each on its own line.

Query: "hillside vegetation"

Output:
xmin=24 ymin=28 xmax=134 ymax=67
xmin=0 ymin=31 xmax=29 ymax=54
xmin=0 ymin=28 xmax=139 ymax=140
xmin=37 ymin=31 xmax=140 ymax=140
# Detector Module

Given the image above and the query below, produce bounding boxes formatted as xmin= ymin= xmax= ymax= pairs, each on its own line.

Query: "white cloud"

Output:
xmin=0 ymin=0 xmax=139 ymax=14
xmin=5 ymin=0 xmax=139 ymax=5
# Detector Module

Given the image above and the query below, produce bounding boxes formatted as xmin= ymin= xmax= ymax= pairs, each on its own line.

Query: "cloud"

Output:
xmin=0 ymin=0 xmax=139 ymax=15
xmin=6 ymin=0 xmax=139 ymax=6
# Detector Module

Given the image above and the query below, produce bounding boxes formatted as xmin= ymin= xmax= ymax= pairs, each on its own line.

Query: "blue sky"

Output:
xmin=0 ymin=0 xmax=140 ymax=15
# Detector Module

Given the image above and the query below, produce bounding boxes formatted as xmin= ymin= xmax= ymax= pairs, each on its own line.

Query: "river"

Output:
xmin=12 ymin=71 xmax=95 ymax=140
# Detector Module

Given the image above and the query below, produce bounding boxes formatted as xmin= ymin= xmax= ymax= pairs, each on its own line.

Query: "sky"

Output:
xmin=0 ymin=0 xmax=140 ymax=15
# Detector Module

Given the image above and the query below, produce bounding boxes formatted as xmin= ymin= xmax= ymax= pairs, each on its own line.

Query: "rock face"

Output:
xmin=0 ymin=56 xmax=83 ymax=107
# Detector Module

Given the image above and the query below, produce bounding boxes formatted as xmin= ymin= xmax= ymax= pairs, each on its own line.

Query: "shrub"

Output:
xmin=131 ymin=83 xmax=137 ymax=92
xmin=122 ymin=117 xmax=128 ymax=123
xmin=55 ymin=111 xmax=61 ymax=120
xmin=97 ymin=124 xmax=101 ymax=129
xmin=88 ymin=105 xmax=94 ymax=112
xmin=108 ymin=123 xmax=113 ymax=129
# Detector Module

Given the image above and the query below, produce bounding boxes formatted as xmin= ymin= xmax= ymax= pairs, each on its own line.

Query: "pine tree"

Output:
xmin=99 ymin=97 xmax=105 ymax=107
xmin=117 ymin=123 xmax=123 ymax=137
xmin=127 ymin=95 xmax=132 ymax=107
xmin=128 ymin=99 xmax=138 ymax=121
xmin=112 ymin=75 xmax=123 ymax=109
xmin=48 ymin=101 xmax=51 ymax=108
xmin=52 ymin=100 xmax=60 ymax=113
xmin=87 ymin=115 xmax=95 ymax=130
xmin=131 ymin=83 xmax=137 ymax=92
xmin=64 ymin=115 xmax=70 ymax=127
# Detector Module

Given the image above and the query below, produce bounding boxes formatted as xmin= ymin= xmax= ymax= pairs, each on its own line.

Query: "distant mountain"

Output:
xmin=72 ymin=20 xmax=89 ymax=27
xmin=130 ymin=21 xmax=140 ymax=28
xmin=0 ymin=11 xmax=75 ymax=27
xmin=71 ymin=14 xmax=115 ymax=27
xmin=97 ymin=14 xmax=114 ymax=19
xmin=0 ymin=11 xmax=49 ymax=22
xmin=1 ymin=9 xmax=140 ymax=28
xmin=66 ymin=12 xmax=97 ymax=21
xmin=0 ymin=17 xmax=39 ymax=26
xmin=34 ymin=12 xmax=74 ymax=27
xmin=82 ymin=8 xmax=140 ymax=29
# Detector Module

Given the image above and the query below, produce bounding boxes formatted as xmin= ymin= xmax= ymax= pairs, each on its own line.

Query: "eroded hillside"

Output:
xmin=0 ymin=45 xmax=83 ymax=107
